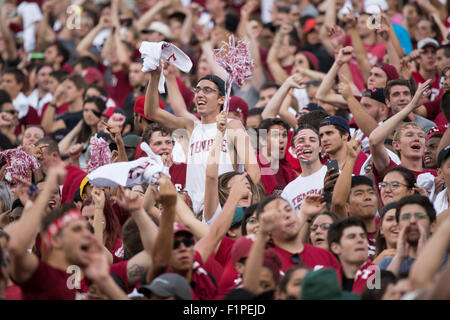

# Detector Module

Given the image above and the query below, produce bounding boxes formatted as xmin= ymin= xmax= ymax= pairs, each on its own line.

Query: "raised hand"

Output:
xmin=337 ymin=80 xmax=353 ymax=100
xmin=299 ymin=194 xmax=326 ymax=220
xmin=156 ymin=175 xmax=178 ymax=208
xmin=68 ymin=143 xmax=84 ymax=160
xmin=328 ymin=25 xmax=346 ymax=50
xmin=229 ymin=173 xmax=252 ymax=200
xmin=410 ymin=79 xmax=432 ymax=108
xmin=193 ymin=24 xmax=210 ymax=43
xmin=259 ymin=209 xmax=282 ymax=239
xmin=336 ymin=46 xmax=354 ymax=66
xmin=346 ymin=136 xmax=361 ymax=159
xmin=279 ymin=23 xmax=294 ymax=35
xmin=25 ymin=143 xmax=48 ymax=161
xmin=163 ymin=62 xmax=178 ymax=79
xmin=101 ymin=121 xmax=122 ymax=145
xmin=323 ymin=168 xmax=339 ymax=194
xmin=92 ymin=187 xmax=106 ymax=210
xmin=396 ymin=224 xmax=410 ymax=260
xmin=84 ymin=235 xmax=110 ymax=283
xmin=216 ymin=110 xmax=227 ymax=133
xmin=285 ymin=73 xmax=306 ymax=89
xmin=114 ymin=185 xmax=144 ymax=212
xmin=46 ymin=161 xmax=67 ymax=187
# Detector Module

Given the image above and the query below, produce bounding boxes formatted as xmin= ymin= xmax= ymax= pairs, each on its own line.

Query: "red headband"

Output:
xmin=44 ymin=210 xmax=84 ymax=250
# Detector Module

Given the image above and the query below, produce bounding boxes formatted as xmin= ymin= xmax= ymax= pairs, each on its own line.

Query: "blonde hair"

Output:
xmin=393 ymin=122 xmax=425 ymax=143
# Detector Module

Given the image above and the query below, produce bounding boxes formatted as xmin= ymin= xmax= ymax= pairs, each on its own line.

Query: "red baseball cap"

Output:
xmin=228 ymin=96 xmax=249 ymax=122
xmin=230 ymin=235 xmax=255 ymax=264
xmin=82 ymin=67 xmax=103 ymax=85
xmin=303 ymin=18 xmax=316 ymax=33
xmin=133 ymin=96 xmax=165 ymax=121
xmin=173 ymin=222 xmax=193 ymax=237
xmin=427 ymin=125 xmax=446 ymax=141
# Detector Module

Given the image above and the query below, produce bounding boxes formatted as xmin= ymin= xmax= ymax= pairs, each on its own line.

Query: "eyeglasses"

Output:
xmin=378 ymin=181 xmax=409 ymax=190
xmin=310 ymin=223 xmax=331 ymax=232
xmin=400 ymin=212 xmax=428 ymax=221
xmin=246 ymin=216 xmax=258 ymax=224
xmin=173 ymin=237 xmax=194 ymax=249
xmin=193 ymin=86 xmax=217 ymax=94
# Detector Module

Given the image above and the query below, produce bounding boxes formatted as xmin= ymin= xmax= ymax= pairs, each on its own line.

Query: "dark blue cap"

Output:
xmin=437 ymin=145 xmax=450 ymax=168
xmin=319 ymin=116 xmax=350 ymax=134
xmin=198 ymin=75 xmax=226 ymax=96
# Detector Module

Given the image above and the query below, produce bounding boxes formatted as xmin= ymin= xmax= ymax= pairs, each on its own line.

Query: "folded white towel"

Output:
xmin=139 ymin=41 xmax=192 ymax=93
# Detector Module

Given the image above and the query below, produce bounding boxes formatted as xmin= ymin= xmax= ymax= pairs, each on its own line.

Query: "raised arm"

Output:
xmin=261 ymin=73 xmax=305 ymax=119
xmin=196 ymin=174 xmax=251 ymax=264
xmin=143 ymin=65 xmax=194 ymax=132
xmin=91 ymin=187 xmax=114 ymax=264
xmin=203 ymin=111 xmax=226 ymax=223
xmin=76 ymin=15 xmax=110 ymax=59
xmin=58 ymin=120 xmax=83 ymax=155
xmin=409 ymin=213 xmax=450 ymax=290
xmin=267 ymin=24 xmax=292 ymax=85
xmin=245 ymin=20 xmax=266 ymax=91
xmin=145 ymin=175 xmax=178 ymax=284
xmin=228 ymin=119 xmax=261 ymax=185
xmin=0 ymin=4 xmax=19 ymax=61
xmin=376 ymin=16 xmax=401 ymax=72
xmin=135 ymin=0 xmax=172 ymax=31
xmin=338 ymin=80 xmax=379 ymax=138
xmin=164 ymin=64 xmax=199 ymax=123
xmin=35 ymin=1 xmax=56 ymax=44
xmin=8 ymin=163 xmax=67 ymax=283
xmin=369 ymin=79 xmax=432 ymax=174
xmin=331 ymin=138 xmax=361 ymax=217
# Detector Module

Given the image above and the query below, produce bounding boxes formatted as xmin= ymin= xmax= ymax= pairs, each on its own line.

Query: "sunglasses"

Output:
xmin=173 ymin=237 xmax=194 ymax=250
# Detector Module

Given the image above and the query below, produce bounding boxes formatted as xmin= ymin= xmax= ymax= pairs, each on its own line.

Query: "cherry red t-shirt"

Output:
xmin=5 ymin=284 xmax=23 ymax=300
xmin=257 ymin=153 xmax=298 ymax=195
xmin=351 ymin=260 xmax=376 ymax=294
xmin=111 ymin=238 xmax=124 ymax=264
xmin=17 ymin=260 xmax=89 ymax=300
xmin=16 ymin=107 xmax=40 ymax=135
xmin=274 ymin=243 xmax=342 ymax=275
xmin=169 ymin=162 xmax=187 ymax=191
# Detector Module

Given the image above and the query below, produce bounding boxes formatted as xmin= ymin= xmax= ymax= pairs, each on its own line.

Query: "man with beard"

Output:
xmin=378 ymin=195 xmax=437 ymax=276
xmin=281 ymin=125 xmax=326 ymax=211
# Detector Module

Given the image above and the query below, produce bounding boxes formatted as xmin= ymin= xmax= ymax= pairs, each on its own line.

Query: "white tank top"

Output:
xmin=186 ymin=121 xmax=243 ymax=214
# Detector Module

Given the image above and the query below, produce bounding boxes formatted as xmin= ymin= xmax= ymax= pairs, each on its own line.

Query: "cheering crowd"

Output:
xmin=0 ymin=0 xmax=450 ymax=300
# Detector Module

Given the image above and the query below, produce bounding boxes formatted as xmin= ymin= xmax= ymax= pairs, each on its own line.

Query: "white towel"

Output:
xmin=139 ymin=41 xmax=192 ymax=93
xmin=416 ymin=172 xmax=436 ymax=200
xmin=87 ymin=147 xmax=170 ymax=187
xmin=434 ymin=188 xmax=449 ymax=216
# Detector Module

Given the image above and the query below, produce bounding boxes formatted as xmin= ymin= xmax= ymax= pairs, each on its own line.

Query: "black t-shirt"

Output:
xmin=52 ymin=111 xmax=83 ymax=142
xmin=342 ymin=275 xmax=354 ymax=292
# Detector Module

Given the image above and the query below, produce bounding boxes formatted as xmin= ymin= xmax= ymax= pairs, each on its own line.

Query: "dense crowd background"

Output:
xmin=0 ymin=0 xmax=450 ymax=300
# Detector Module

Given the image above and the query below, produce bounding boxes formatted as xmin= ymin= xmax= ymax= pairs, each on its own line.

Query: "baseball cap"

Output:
xmin=298 ymin=51 xmax=319 ymax=71
xmin=122 ymin=134 xmax=140 ymax=148
xmin=229 ymin=96 xmax=249 ymax=122
xmin=81 ymin=67 xmax=103 ymax=85
xmin=301 ymin=269 xmax=360 ymax=300
xmin=417 ymin=38 xmax=439 ymax=50
xmin=377 ymin=62 xmax=399 ymax=81
xmin=230 ymin=235 xmax=255 ymax=264
xmin=305 ymin=102 xmax=325 ymax=112
xmin=198 ymin=75 xmax=226 ymax=96
xmin=426 ymin=125 xmax=446 ymax=141
xmin=138 ymin=273 xmax=192 ymax=300
xmin=146 ymin=21 xmax=171 ymax=39
xmin=362 ymin=88 xmax=386 ymax=105
xmin=133 ymin=97 xmax=165 ymax=121
xmin=319 ymin=115 xmax=350 ymax=135
xmin=173 ymin=222 xmax=193 ymax=237
xmin=303 ymin=18 xmax=316 ymax=33
xmin=437 ymin=145 xmax=450 ymax=168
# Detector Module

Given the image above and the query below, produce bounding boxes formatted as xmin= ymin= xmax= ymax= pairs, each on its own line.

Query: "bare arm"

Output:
xmin=135 ymin=0 xmax=171 ymax=31
xmin=196 ymin=175 xmax=250 ymax=263
xmin=203 ymin=112 xmax=225 ymax=223
xmin=164 ymin=65 xmax=199 ymax=123
xmin=246 ymin=21 xmax=266 ymax=91
xmin=409 ymin=214 xmax=450 ymax=290
xmin=8 ymin=164 xmax=66 ymax=283
xmin=92 ymin=187 xmax=113 ymax=265
xmin=0 ymin=5 xmax=19 ymax=61
xmin=267 ymin=25 xmax=291 ymax=85
xmin=58 ymin=120 xmax=83 ymax=155
xmin=331 ymin=138 xmax=361 ymax=217
xmin=143 ymin=66 xmax=194 ymax=132
xmin=261 ymin=74 xmax=305 ymax=119
xmin=76 ymin=16 xmax=108 ymax=59
xmin=279 ymin=94 xmax=299 ymax=129
xmin=344 ymin=18 xmax=371 ymax=82
xmin=338 ymin=80 xmax=379 ymax=138
xmin=200 ymin=41 xmax=228 ymax=80
xmin=145 ymin=176 xmax=178 ymax=284
xmin=175 ymin=193 xmax=209 ymax=240
xmin=228 ymin=119 xmax=261 ymax=185
xmin=369 ymin=80 xmax=432 ymax=175
xmin=35 ymin=2 xmax=56 ymax=44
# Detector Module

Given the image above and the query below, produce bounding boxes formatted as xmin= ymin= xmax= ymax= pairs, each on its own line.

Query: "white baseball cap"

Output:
xmin=417 ymin=38 xmax=440 ymax=50
xmin=146 ymin=21 xmax=171 ymax=39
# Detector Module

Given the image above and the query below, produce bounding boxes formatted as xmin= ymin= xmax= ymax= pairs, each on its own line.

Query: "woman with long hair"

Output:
xmin=81 ymin=187 xmax=122 ymax=264
xmin=373 ymin=202 xmax=399 ymax=265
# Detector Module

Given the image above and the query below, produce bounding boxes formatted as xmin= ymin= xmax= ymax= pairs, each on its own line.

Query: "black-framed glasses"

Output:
xmin=193 ymin=86 xmax=217 ymax=94
xmin=310 ymin=223 xmax=331 ymax=232
xmin=378 ymin=181 xmax=409 ymax=190
xmin=173 ymin=237 xmax=194 ymax=250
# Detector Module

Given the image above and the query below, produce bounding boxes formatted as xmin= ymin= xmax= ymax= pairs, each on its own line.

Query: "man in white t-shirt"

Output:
xmin=281 ymin=124 xmax=327 ymax=212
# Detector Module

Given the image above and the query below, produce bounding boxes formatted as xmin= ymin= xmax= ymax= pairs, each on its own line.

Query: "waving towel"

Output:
xmin=139 ymin=41 xmax=193 ymax=93
xmin=87 ymin=146 xmax=170 ymax=187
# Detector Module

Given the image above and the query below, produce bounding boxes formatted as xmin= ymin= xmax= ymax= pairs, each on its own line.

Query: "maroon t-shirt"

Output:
xmin=412 ymin=71 xmax=441 ymax=101
xmin=169 ymin=162 xmax=187 ymax=191
xmin=16 ymin=107 xmax=40 ymax=135
xmin=274 ymin=243 xmax=342 ymax=275
xmin=18 ymin=260 xmax=89 ymax=300
xmin=257 ymin=153 xmax=298 ymax=195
